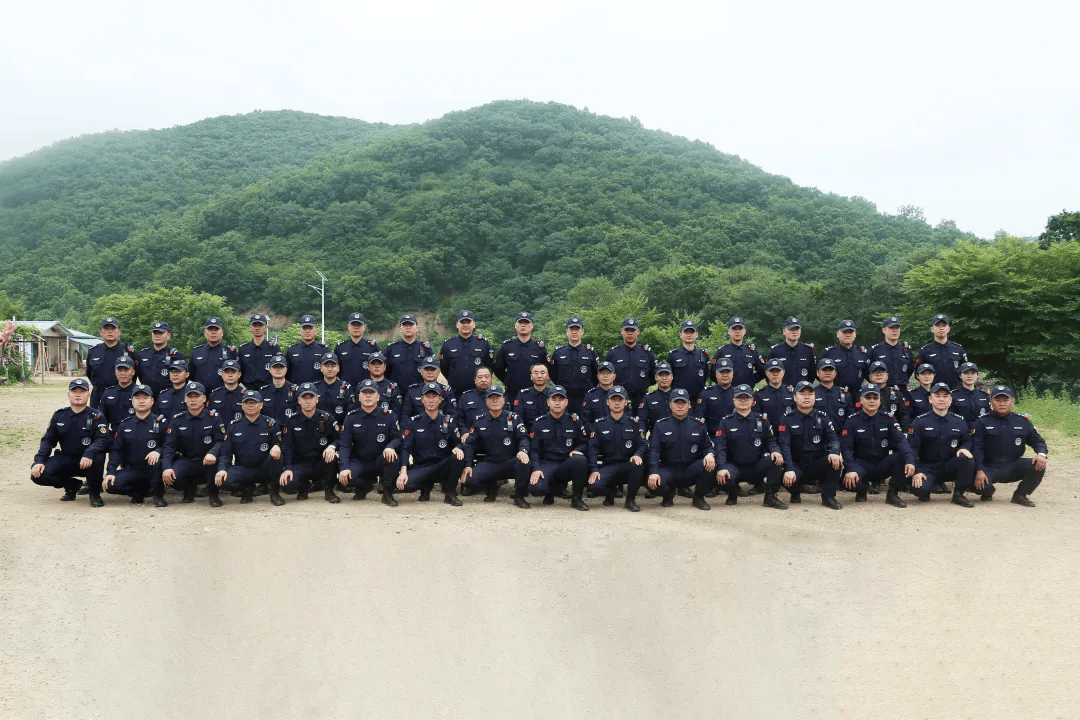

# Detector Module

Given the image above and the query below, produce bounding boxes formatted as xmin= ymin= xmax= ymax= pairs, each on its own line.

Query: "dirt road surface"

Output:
xmin=2 ymin=379 xmax=1078 ymax=719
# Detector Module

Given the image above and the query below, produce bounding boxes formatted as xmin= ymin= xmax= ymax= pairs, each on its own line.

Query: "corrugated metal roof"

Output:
xmin=14 ymin=321 xmax=102 ymax=347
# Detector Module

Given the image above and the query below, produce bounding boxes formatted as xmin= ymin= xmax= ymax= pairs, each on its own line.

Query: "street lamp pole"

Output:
xmin=304 ymin=271 xmax=327 ymax=343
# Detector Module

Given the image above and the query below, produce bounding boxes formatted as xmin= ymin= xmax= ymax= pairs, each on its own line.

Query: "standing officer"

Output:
xmin=439 ymin=309 xmax=494 ymax=397
xmin=385 ymin=313 xmax=433 ymax=390
xmin=907 ymin=364 xmax=937 ymax=424
xmin=238 ymin=313 xmax=279 ymax=390
xmin=972 ymin=386 xmax=1048 ymax=507
xmin=259 ymin=355 xmax=298 ymax=427
xmin=713 ymin=316 xmax=764 ymax=389
xmin=512 ymin=363 xmax=552 ymax=432
xmin=769 ymin=316 xmax=816 ymax=383
xmin=335 ymin=312 xmax=381 ymax=387
xmin=285 ymin=314 xmax=327 ymax=386
xmin=99 ymin=355 xmax=139 ymax=431
xmin=313 ymin=352 xmax=352 ymax=428
xmin=713 ymin=385 xmax=787 ymax=509
xmin=401 ymin=357 xmax=457 ymax=420
xmin=548 ymin=317 xmax=599 ymax=411
xmin=645 ymin=388 xmax=715 ymax=510
xmin=839 ymin=385 xmax=915 ymax=505
xmin=214 ymin=390 xmax=283 ymax=506
xmin=103 ymin=384 xmax=166 ymax=506
xmin=907 ymin=383 xmax=976 ymax=507
xmin=813 ymin=357 xmax=853 ymax=432
xmin=581 ymin=361 xmax=619 ymax=432
xmin=337 ymin=379 xmax=401 ymax=503
xmin=667 ymin=319 xmax=711 ymax=402
xmin=525 ymin=386 xmax=590 ymax=510
xmin=587 ymin=386 xmax=647 ymax=511
xmin=917 ymin=314 xmax=968 ymax=390
xmin=155 ymin=358 xmax=192 ymax=420
xmin=394 ymin=383 xmax=466 ymax=507
xmin=135 ymin=321 xmax=182 ymax=397
xmin=494 ymin=311 xmax=548 ymax=404
xmin=866 ymin=360 xmax=912 ymax=431
xmin=637 ymin=362 xmax=674 ymax=433
xmin=457 ymin=365 xmax=495 ymax=428
xmin=461 ymin=385 xmax=531 ymax=503
xmin=867 ymin=316 xmax=914 ymax=391
xmin=697 ymin=357 xmax=736 ymax=434
xmin=188 ymin=317 xmax=239 ymax=393
xmin=208 ymin=359 xmax=246 ymax=427
xmin=361 ymin=352 xmax=403 ymax=415
xmin=818 ymin=320 xmax=869 ymax=396
xmin=951 ymin=362 xmax=990 ymax=429
xmin=777 ymin=382 xmax=844 ymax=509
xmin=160 ymin=382 xmax=226 ymax=504
xmin=30 ymin=378 xmax=109 ymax=505
xmin=279 ymin=383 xmax=340 ymax=503
xmin=604 ymin=317 xmax=656 ymax=409
xmin=754 ymin=358 xmax=793 ymax=430
xmin=86 ymin=317 xmax=135 ymax=408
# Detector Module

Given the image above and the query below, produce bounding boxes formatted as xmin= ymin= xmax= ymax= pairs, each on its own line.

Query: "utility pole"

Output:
xmin=304 ymin=271 xmax=327 ymax=343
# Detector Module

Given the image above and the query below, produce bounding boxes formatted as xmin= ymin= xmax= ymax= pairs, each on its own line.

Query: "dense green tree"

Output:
xmin=1038 ymin=210 xmax=1080 ymax=249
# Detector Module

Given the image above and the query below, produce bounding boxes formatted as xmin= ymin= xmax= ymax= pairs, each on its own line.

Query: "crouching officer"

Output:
xmin=338 ymin=379 xmax=401 ymax=503
xmin=907 ymin=383 xmax=976 ymax=507
xmin=314 ymin=352 xmax=352 ymax=427
xmin=394 ymin=383 xmax=466 ymax=507
xmin=972 ymin=386 xmax=1048 ymax=507
xmin=461 ymin=385 xmax=531 ymax=503
xmin=31 ymin=378 xmax=109 ymax=505
xmin=161 ymin=382 xmax=225 ymax=504
xmin=214 ymin=390 xmax=283 ymax=506
xmin=279 ymin=383 xmax=340 ymax=503
xmin=587 ymin=386 xmax=647 ymax=511
xmin=156 ymin=358 xmax=192 ymax=420
xmin=103 ymin=384 xmax=166 ymax=505
xmin=714 ymin=385 xmax=786 ymax=509
xmin=777 ymin=382 xmax=843 ymax=509
xmin=646 ymin=388 xmax=716 ymax=510
xmin=839 ymin=385 xmax=915 ymax=506
xmin=526 ymin=386 xmax=590 ymax=510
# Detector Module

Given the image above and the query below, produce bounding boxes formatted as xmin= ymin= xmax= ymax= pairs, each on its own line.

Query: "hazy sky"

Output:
xmin=4 ymin=0 xmax=1077 ymax=238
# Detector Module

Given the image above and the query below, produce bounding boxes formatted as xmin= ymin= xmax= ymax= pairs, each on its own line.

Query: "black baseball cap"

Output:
xmin=784 ymin=316 xmax=801 ymax=329
xmin=548 ymin=385 xmax=568 ymax=399
xmin=356 ymin=379 xmax=380 ymax=393
xmin=930 ymin=382 xmax=952 ymax=395
xmin=837 ymin=320 xmax=856 ymax=332
xmin=131 ymin=383 xmax=153 ymax=397
xmin=959 ymin=362 xmax=979 ymax=373
xmin=421 ymin=382 xmax=443 ymax=396
xmin=867 ymin=361 xmax=888 ymax=373
xmin=151 ymin=321 xmax=171 ymax=333
xmin=621 ymin=317 xmax=640 ymax=330
xmin=728 ymin=316 xmax=745 ymax=329
xmin=882 ymin=316 xmax=901 ymax=328
xmin=859 ymin=384 xmax=881 ymax=397
xmin=485 ymin=385 xmax=506 ymax=398
xmin=400 ymin=313 xmax=418 ymax=325
xmin=655 ymin=362 xmax=672 ymax=375
xmin=320 ymin=352 xmax=339 ymax=365
xmin=69 ymin=378 xmax=91 ymax=391
xmin=205 ymin=317 xmax=223 ymax=329
xmin=990 ymin=385 xmax=1013 ymax=398
xmin=733 ymin=384 xmax=754 ymax=398
xmin=515 ymin=311 xmax=533 ymax=323
xmin=169 ymin=359 xmax=189 ymax=372
xmin=670 ymin=388 xmax=690 ymax=403
xmin=114 ymin=355 xmax=135 ymax=369
xmin=249 ymin=313 xmax=268 ymax=325
xmin=300 ymin=315 xmax=318 ymax=327
xmin=367 ymin=352 xmax=386 ymax=364
xmin=566 ymin=317 xmax=584 ymax=329
xmin=607 ymin=385 xmax=629 ymax=400
xmin=457 ymin=310 xmax=476 ymax=322
xmin=817 ymin=357 xmax=837 ymax=370
xmin=241 ymin=389 xmax=263 ymax=403
xmin=598 ymin=361 xmax=616 ymax=373
xmin=420 ymin=356 xmax=439 ymax=370
xmin=765 ymin=358 xmax=784 ymax=371
xmin=100 ymin=317 xmax=119 ymax=328
xmin=916 ymin=363 xmax=935 ymax=375
xmin=269 ymin=354 xmax=287 ymax=367
xmin=348 ymin=312 xmax=366 ymax=324
xmin=715 ymin=358 xmax=734 ymax=371
xmin=184 ymin=381 xmax=206 ymax=396
xmin=932 ymin=314 xmax=950 ymax=326
xmin=296 ymin=382 xmax=319 ymax=397
xmin=221 ymin=359 xmax=241 ymax=372
xmin=680 ymin=319 xmax=698 ymax=332
xmin=794 ymin=381 xmax=815 ymax=393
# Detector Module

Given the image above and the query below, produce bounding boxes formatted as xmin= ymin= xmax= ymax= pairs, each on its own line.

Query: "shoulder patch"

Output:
xmin=537 ymin=340 xmax=545 ymax=348
xmin=643 ymin=344 xmax=651 ymax=352
xmin=697 ymin=417 xmax=705 ymax=424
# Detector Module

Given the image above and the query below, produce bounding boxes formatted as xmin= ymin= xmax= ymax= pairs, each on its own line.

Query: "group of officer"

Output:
xmin=31 ymin=309 xmax=1050 ymax=511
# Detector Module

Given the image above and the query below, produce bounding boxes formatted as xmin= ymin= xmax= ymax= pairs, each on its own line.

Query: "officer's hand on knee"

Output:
xmin=162 ymin=469 xmax=175 ymax=485
xmin=145 ymin=451 xmax=161 ymax=466
xmin=703 ymin=454 xmax=716 ymax=472
xmin=904 ymin=463 xmax=915 ymax=478
xmin=79 ymin=457 xmax=93 ymax=470
xmin=771 ymin=452 xmax=783 ymax=466
xmin=843 ymin=472 xmax=859 ymax=489
xmin=323 ymin=447 xmax=336 ymax=462
xmin=1034 ymin=454 xmax=1047 ymax=471
xmin=452 ymin=447 xmax=464 ymax=460
xmin=958 ymin=448 xmax=972 ymax=459
xmin=269 ymin=445 xmax=281 ymax=460
xmin=717 ymin=468 xmax=731 ymax=483
xmin=828 ymin=453 xmax=842 ymax=469
xmin=280 ymin=470 xmax=292 ymax=486
xmin=214 ymin=470 xmax=227 ymax=486
xmin=647 ymin=473 xmax=661 ymax=490
xmin=516 ymin=451 xmax=529 ymax=464
xmin=102 ymin=478 xmax=111 ymax=491
xmin=383 ymin=448 xmax=398 ymax=463
xmin=461 ymin=467 xmax=472 ymax=481
xmin=530 ymin=470 xmax=543 ymax=485
xmin=912 ymin=472 xmax=925 ymax=489
xmin=396 ymin=470 xmax=407 ymax=490
xmin=783 ymin=471 xmax=796 ymax=486
xmin=338 ymin=469 xmax=351 ymax=485
xmin=974 ymin=470 xmax=988 ymax=489
xmin=630 ymin=456 xmax=642 ymax=465
xmin=203 ymin=454 xmax=216 ymax=466
xmin=588 ymin=471 xmax=600 ymax=485
xmin=31 ymin=464 xmax=44 ymax=478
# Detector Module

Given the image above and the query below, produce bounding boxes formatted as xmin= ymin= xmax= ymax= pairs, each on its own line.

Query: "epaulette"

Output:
xmin=139 ymin=346 xmax=152 ymax=353
xmin=609 ymin=345 xmax=619 ymax=352
xmin=668 ymin=348 xmax=678 ymax=355
xmin=503 ymin=338 xmax=513 ymax=344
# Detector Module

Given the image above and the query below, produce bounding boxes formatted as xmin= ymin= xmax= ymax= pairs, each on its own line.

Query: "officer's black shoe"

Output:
xmin=484 ymin=488 xmax=498 ymax=502
xmin=747 ymin=481 xmax=766 ymax=496
xmin=603 ymin=493 xmax=615 ymax=506
xmin=296 ymin=484 xmax=309 ymax=501
xmin=677 ymin=487 xmax=694 ymax=498
xmin=855 ymin=490 xmax=867 ymax=502
xmin=980 ymin=487 xmax=995 ymax=501
xmin=77 ymin=482 xmax=89 ymax=495
xmin=661 ymin=492 xmax=675 ymax=507
xmin=542 ymin=494 xmax=555 ymax=505
xmin=445 ymin=494 xmax=463 ymax=507
xmin=725 ymin=493 xmax=738 ymax=506
xmin=951 ymin=492 xmax=974 ymax=508
xmin=571 ymin=495 xmax=589 ymax=511
xmin=513 ymin=495 xmax=531 ymax=509
xmin=917 ymin=494 xmax=931 ymax=502
xmin=381 ymin=492 xmax=399 ymax=507
xmin=1011 ymin=492 xmax=1035 ymax=507
xmin=181 ymin=487 xmax=196 ymax=503
xmin=624 ymin=495 xmax=640 ymax=512
xmin=153 ymin=488 xmax=168 ymax=507
xmin=460 ymin=485 xmax=476 ymax=496
xmin=89 ymin=493 xmax=104 ymax=507
xmin=884 ymin=490 xmax=906 ymax=508
xmin=61 ymin=490 xmax=78 ymax=501
xmin=322 ymin=484 xmax=340 ymax=503
xmin=692 ymin=497 xmax=711 ymax=511
xmin=868 ymin=481 xmax=881 ymax=495
xmin=240 ymin=486 xmax=254 ymax=504
xmin=789 ymin=491 xmax=802 ymax=504
xmin=130 ymin=495 xmax=144 ymax=504
xmin=932 ymin=482 xmax=950 ymax=494
xmin=821 ymin=497 xmax=842 ymax=510
xmin=763 ymin=490 xmax=788 ymax=510
xmin=269 ymin=488 xmax=285 ymax=506
xmin=418 ymin=489 xmax=431 ymax=502
xmin=207 ymin=487 xmax=223 ymax=508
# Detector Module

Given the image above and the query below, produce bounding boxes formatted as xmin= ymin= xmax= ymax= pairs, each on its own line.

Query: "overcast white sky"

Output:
xmin=3 ymin=0 xmax=1077 ymax=238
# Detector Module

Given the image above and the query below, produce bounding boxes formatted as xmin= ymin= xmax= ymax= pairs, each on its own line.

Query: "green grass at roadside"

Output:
xmin=1015 ymin=390 xmax=1080 ymax=461
xmin=0 ymin=427 xmax=39 ymax=457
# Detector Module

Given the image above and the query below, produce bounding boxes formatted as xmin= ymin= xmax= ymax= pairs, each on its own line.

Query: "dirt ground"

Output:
xmin=2 ymin=378 xmax=1078 ymax=719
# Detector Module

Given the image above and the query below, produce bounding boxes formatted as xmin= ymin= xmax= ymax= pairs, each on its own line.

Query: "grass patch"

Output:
xmin=0 ymin=427 xmax=39 ymax=457
xmin=1015 ymin=390 xmax=1080 ymax=437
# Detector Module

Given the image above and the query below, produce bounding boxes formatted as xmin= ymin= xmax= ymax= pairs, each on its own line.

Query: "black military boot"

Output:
xmin=206 ymin=484 xmax=223 ymax=508
xmin=868 ymin=480 xmax=881 ymax=495
xmin=821 ymin=497 xmax=842 ymax=510
xmin=381 ymin=490 xmax=398 ymax=507
xmin=885 ymin=488 xmax=907 ymax=508
xmin=570 ymin=491 xmax=589 ymax=511
xmin=130 ymin=493 xmax=144 ymax=504
xmin=268 ymin=482 xmax=285 ymax=506
xmin=763 ymin=487 xmax=788 ymax=509
xmin=624 ymin=491 xmax=640 ymax=512
xmin=240 ymin=484 xmax=254 ymax=504
xmin=61 ymin=484 xmax=79 ymax=501
xmin=661 ymin=490 xmax=676 ymax=507
xmin=725 ymin=491 xmax=738 ymax=506
xmin=296 ymin=480 xmax=309 ymax=501
xmin=418 ymin=488 xmax=431 ymax=502
xmin=255 ymin=483 xmax=269 ymax=496
xmin=444 ymin=492 xmax=463 ymax=507
xmin=88 ymin=489 xmax=104 ymax=507
xmin=152 ymin=485 xmax=168 ymax=508
xmin=855 ymin=489 xmax=867 ymax=502
xmin=181 ymin=483 xmax=196 ymax=503
xmin=325 ymin=479 xmax=341 ymax=504
xmin=951 ymin=489 xmax=974 ymax=508
xmin=484 ymin=485 xmax=498 ymax=502
xmin=1010 ymin=492 xmax=1035 ymax=507
xmin=603 ymin=491 xmax=615 ymax=506
xmin=513 ymin=493 xmax=531 ymax=509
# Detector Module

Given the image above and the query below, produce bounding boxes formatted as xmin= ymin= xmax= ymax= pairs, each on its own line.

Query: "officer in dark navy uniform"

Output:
xmin=512 ymin=362 xmax=551 ymax=432
xmin=285 ymin=315 xmax=327 ymax=386
xmin=456 ymin=365 xmax=495 ymax=428
xmin=259 ymin=355 xmax=298 ymax=427
xmin=280 ymin=383 xmax=340 ymax=503
xmin=525 ymin=386 xmax=590 ymax=510
xmin=31 ymin=378 xmax=109 ymax=505
xmin=813 ymin=357 xmax=853 ymax=432
xmin=713 ymin=316 xmax=764 ymax=389
xmin=394 ymin=383 xmax=465 ymax=507
xmin=402 ymin=357 xmax=458 ymax=421
xmin=769 ymin=316 xmax=816 ymax=384
xmin=208 ymin=359 xmax=246 ymax=427
xmin=667 ymin=319 xmax=711 ymax=402
xmin=338 ymin=379 xmax=401 ymax=503
xmin=951 ymin=362 xmax=990 ymax=429
xmin=637 ymin=362 xmax=674 ymax=433
xmin=103 ymin=384 xmax=166 ymax=506
xmin=581 ymin=361 xmax=618 ymax=432
xmin=215 ymin=390 xmax=283 ymax=506
xmin=867 ymin=316 xmax=915 ymax=391
xmin=135 ymin=321 xmax=183 ymax=397
xmin=839 ymin=384 xmax=915 ymax=506
xmin=906 ymin=383 xmax=976 ymax=507
xmin=188 ymin=317 xmax=238 ymax=393
xmin=494 ymin=311 xmax=548 ymax=405
xmin=461 ymin=385 xmax=531 ymax=503
xmin=604 ymin=317 xmax=656 ymax=409
xmin=713 ymin=385 xmax=787 ymax=509
xmin=439 ymin=309 xmax=494 ymax=397
xmin=866 ymin=360 xmax=912 ymax=431
xmin=777 ymin=382 xmax=844 ymax=509
xmin=161 ymin=382 xmax=226 ymax=504
xmin=86 ymin=317 xmax=135 ymax=409
xmin=99 ymin=355 xmax=139 ymax=431
xmin=697 ymin=357 xmax=736 ymax=434
xmin=359 ymin=352 xmax=403 ymax=415
xmin=754 ymin=358 xmax=793 ymax=430
xmin=335 ymin=312 xmax=381 ymax=387
xmin=155 ymin=359 xmax=192 ymax=420
xmin=917 ymin=314 xmax=968 ymax=390
xmin=548 ymin=317 xmax=599 ymax=411
xmin=818 ymin=320 xmax=869 ymax=396
xmin=385 ymin=313 xmax=433 ymax=390
xmin=972 ymin=386 xmax=1048 ymax=506
xmin=586 ymin=386 xmax=648 ymax=511
xmin=313 ymin=352 xmax=352 ymax=427
xmin=907 ymin=364 xmax=937 ymax=424
xmin=646 ymin=388 xmax=715 ymax=510
xmin=238 ymin=313 xmax=279 ymax=390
